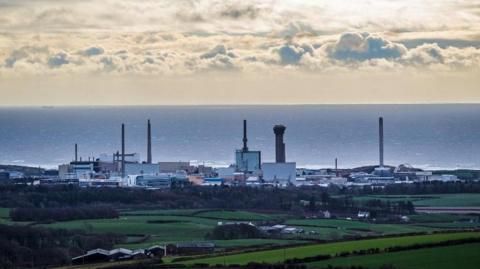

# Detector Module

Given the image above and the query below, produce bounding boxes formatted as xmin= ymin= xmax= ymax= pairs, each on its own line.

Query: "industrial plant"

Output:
xmin=1 ymin=117 xmax=460 ymax=188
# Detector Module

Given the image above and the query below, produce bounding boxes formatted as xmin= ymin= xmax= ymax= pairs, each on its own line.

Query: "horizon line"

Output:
xmin=2 ymin=102 xmax=480 ymax=108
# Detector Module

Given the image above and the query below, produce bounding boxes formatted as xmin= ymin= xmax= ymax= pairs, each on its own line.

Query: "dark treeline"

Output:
xmin=343 ymin=181 xmax=480 ymax=195
xmin=9 ymin=206 xmax=119 ymax=222
xmin=0 ymin=185 xmax=415 ymax=216
xmin=0 ymin=224 xmax=124 ymax=269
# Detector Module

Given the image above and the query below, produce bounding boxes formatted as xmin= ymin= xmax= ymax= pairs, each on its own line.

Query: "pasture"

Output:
xmin=307 ymin=242 xmax=480 ymax=269
xmin=183 ymin=232 xmax=480 ymax=265
xmin=353 ymin=193 xmax=480 ymax=207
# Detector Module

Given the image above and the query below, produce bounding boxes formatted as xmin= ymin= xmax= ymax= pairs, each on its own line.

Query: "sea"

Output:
xmin=0 ymin=104 xmax=479 ymax=170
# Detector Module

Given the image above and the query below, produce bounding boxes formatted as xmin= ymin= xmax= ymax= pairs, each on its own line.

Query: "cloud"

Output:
xmin=80 ymin=46 xmax=104 ymax=56
xmin=276 ymin=43 xmax=314 ymax=65
xmin=324 ymin=32 xmax=407 ymax=61
xmin=0 ymin=31 xmax=479 ymax=76
xmin=3 ymin=45 xmax=49 ymax=68
xmin=47 ymin=52 xmax=69 ymax=68
xmin=199 ymin=44 xmax=237 ymax=71
xmin=219 ymin=4 xmax=261 ymax=20
xmin=200 ymin=44 xmax=236 ymax=59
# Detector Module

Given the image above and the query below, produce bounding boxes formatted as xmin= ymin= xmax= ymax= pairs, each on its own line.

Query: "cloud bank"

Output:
xmin=0 ymin=0 xmax=479 ymax=105
xmin=1 ymin=31 xmax=479 ymax=76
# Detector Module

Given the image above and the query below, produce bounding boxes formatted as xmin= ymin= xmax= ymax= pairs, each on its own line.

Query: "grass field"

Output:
xmin=352 ymin=194 xmax=480 ymax=207
xmin=40 ymin=214 xmax=217 ymax=241
xmin=34 ymin=209 xmax=299 ymax=249
xmin=193 ymin=210 xmax=285 ymax=221
xmin=0 ymin=208 xmax=9 ymax=218
xmin=183 ymin=232 xmax=480 ymax=265
xmin=285 ymin=218 xmax=436 ymax=239
xmin=118 ymin=238 xmax=304 ymax=250
xmin=307 ymin=242 xmax=480 ymax=269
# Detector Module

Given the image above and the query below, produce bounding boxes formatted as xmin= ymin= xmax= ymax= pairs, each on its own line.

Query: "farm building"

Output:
xmin=72 ymin=246 xmax=165 ymax=265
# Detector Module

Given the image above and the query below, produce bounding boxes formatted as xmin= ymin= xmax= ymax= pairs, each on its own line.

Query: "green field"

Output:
xmin=286 ymin=218 xmax=434 ymax=237
xmin=4 ymin=205 xmax=479 ymax=252
xmin=40 ymin=215 xmax=213 ymax=241
xmin=118 ymin=238 xmax=304 ymax=250
xmin=0 ymin=208 xmax=10 ymax=218
xmin=32 ymin=209 xmax=299 ymax=249
xmin=353 ymin=194 xmax=480 ymax=207
xmin=307 ymin=242 xmax=480 ymax=269
xmin=193 ymin=210 xmax=285 ymax=221
xmin=183 ymin=232 xmax=480 ymax=265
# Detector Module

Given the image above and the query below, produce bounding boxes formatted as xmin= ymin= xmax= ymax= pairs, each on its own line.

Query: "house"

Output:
xmin=322 ymin=210 xmax=331 ymax=219
xmin=357 ymin=211 xmax=370 ymax=219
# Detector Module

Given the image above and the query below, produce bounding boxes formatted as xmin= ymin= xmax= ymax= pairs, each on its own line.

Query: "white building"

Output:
xmin=127 ymin=174 xmax=172 ymax=188
xmin=262 ymin=162 xmax=296 ymax=185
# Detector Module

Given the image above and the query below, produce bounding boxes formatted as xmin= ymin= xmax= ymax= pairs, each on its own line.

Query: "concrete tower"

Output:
xmin=147 ymin=119 xmax=152 ymax=164
xmin=242 ymin=119 xmax=248 ymax=152
xmin=379 ymin=117 xmax=384 ymax=167
xmin=273 ymin=125 xmax=286 ymax=163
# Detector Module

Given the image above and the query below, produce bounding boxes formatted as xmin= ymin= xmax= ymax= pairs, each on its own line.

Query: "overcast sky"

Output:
xmin=1 ymin=0 xmax=479 ymax=105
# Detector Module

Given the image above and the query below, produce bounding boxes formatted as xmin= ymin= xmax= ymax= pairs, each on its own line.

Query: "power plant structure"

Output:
xmin=235 ymin=119 xmax=261 ymax=173
xmin=147 ymin=119 xmax=152 ymax=164
xmin=262 ymin=124 xmax=296 ymax=186
xmin=335 ymin=158 xmax=338 ymax=177
xmin=74 ymin=143 xmax=78 ymax=162
xmin=121 ymin=123 xmax=126 ymax=178
xmin=379 ymin=117 xmax=384 ymax=168
xmin=273 ymin=125 xmax=286 ymax=163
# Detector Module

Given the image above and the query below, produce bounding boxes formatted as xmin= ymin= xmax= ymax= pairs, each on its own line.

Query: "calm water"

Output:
xmin=0 ymin=105 xmax=479 ymax=170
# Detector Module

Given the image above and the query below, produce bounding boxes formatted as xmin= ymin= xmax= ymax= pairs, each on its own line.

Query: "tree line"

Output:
xmin=9 ymin=206 xmax=119 ymax=222
xmin=0 ymin=224 xmax=124 ymax=269
xmin=0 ymin=185 xmax=416 ymax=216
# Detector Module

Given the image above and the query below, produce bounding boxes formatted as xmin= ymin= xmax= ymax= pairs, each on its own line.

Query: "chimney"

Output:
xmin=147 ymin=119 xmax=152 ymax=164
xmin=74 ymin=143 xmax=78 ymax=162
xmin=273 ymin=125 xmax=286 ymax=163
xmin=335 ymin=158 xmax=338 ymax=177
xmin=121 ymin=123 xmax=125 ymax=178
xmin=379 ymin=117 xmax=384 ymax=167
xmin=242 ymin=119 xmax=248 ymax=152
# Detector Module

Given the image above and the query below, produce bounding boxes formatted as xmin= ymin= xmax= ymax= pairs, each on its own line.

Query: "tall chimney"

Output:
xmin=147 ymin=119 xmax=152 ymax=164
xmin=335 ymin=158 xmax=338 ymax=177
xmin=379 ymin=117 xmax=384 ymax=167
xmin=74 ymin=143 xmax=78 ymax=162
xmin=273 ymin=125 xmax=286 ymax=163
xmin=121 ymin=123 xmax=125 ymax=178
xmin=242 ymin=119 xmax=248 ymax=152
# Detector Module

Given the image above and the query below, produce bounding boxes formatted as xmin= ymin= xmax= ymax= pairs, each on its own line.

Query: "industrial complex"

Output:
xmin=0 ymin=117 xmax=461 ymax=187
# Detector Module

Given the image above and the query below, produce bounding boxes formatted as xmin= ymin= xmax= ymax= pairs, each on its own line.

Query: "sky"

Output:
xmin=0 ymin=0 xmax=479 ymax=106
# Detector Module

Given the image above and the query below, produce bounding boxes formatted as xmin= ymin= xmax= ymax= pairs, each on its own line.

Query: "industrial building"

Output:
xmin=159 ymin=162 xmax=194 ymax=173
xmin=261 ymin=124 xmax=296 ymax=186
xmin=124 ymin=163 xmax=160 ymax=175
xmin=235 ymin=120 xmax=261 ymax=173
